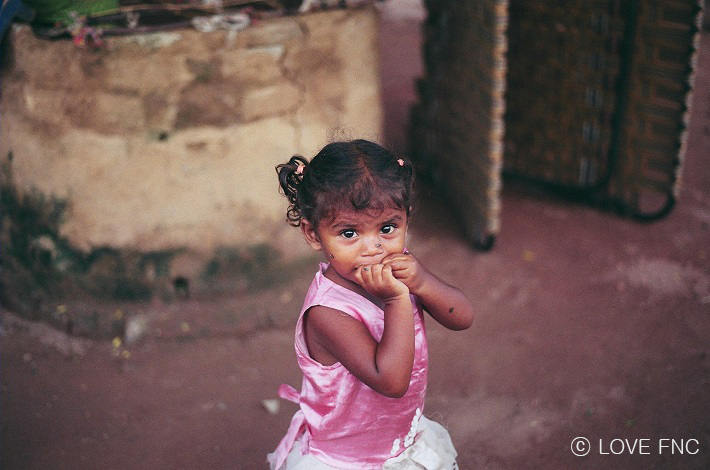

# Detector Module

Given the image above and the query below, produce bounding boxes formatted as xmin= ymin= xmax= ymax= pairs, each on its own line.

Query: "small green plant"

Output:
xmin=23 ymin=0 xmax=119 ymax=26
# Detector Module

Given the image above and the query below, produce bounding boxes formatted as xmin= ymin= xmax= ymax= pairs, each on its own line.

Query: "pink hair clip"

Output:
xmin=397 ymin=159 xmax=404 ymax=166
xmin=295 ymin=164 xmax=304 ymax=175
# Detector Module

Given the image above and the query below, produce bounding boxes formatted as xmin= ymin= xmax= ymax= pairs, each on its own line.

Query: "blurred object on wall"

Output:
xmin=16 ymin=0 xmax=379 ymax=40
xmin=25 ymin=0 xmax=280 ymax=39
xmin=0 ymin=0 xmax=34 ymax=37
xmin=23 ymin=0 xmax=119 ymax=25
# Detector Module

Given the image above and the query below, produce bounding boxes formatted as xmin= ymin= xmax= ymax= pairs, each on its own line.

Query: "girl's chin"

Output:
xmin=340 ymin=272 xmax=364 ymax=288
xmin=326 ymin=264 xmax=358 ymax=283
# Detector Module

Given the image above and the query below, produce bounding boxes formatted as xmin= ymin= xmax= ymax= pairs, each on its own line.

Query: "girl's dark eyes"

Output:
xmin=339 ymin=224 xmax=396 ymax=238
xmin=340 ymin=229 xmax=357 ymax=239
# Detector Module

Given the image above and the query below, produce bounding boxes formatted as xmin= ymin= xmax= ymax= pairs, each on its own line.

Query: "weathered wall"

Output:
xmin=0 ymin=7 xmax=383 ymax=258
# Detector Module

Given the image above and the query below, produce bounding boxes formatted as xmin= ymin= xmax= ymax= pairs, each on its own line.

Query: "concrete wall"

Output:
xmin=0 ymin=6 xmax=383 ymax=258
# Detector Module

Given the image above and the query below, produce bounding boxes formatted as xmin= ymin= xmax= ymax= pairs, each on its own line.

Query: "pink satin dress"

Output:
xmin=268 ymin=263 xmax=430 ymax=469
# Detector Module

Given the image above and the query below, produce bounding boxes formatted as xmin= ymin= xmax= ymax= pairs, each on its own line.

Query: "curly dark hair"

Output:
xmin=276 ymin=140 xmax=415 ymax=228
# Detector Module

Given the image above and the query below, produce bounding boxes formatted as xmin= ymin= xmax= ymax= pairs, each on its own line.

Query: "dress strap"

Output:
xmin=278 ymin=383 xmax=300 ymax=404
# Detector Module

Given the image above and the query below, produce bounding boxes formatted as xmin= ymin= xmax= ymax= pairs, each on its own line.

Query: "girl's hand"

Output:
xmin=384 ymin=251 xmax=474 ymax=331
xmin=382 ymin=252 xmax=430 ymax=296
xmin=355 ymin=263 xmax=409 ymax=303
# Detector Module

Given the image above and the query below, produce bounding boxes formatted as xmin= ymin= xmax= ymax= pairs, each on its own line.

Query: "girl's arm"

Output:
xmin=304 ymin=264 xmax=415 ymax=398
xmin=383 ymin=253 xmax=474 ymax=331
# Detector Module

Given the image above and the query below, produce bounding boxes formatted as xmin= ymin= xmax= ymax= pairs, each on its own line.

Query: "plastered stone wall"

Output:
xmin=0 ymin=6 xmax=383 ymax=258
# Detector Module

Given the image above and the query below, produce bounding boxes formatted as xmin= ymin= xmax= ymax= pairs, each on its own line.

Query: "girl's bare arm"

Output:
xmin=304 ymin=264 xmax=415 ymax=398
xmin=383 ymin=253 xmax=474 ymax=331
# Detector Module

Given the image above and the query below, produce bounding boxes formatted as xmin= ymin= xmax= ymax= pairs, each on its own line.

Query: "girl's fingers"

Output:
xmin=380 ymin=264 xmax=399 ymax=284
xmin=387 ymin=260 xmax=414 ymax=279
xmin=360 ymin=264 xmax=391 ymax=286
xmin=362 ymin=265 xmax=373 ymax=284
xmin=382 ymin=263 xmax=393 ymax=276
xmin=371 ymin=264 xmax=385 ymax=283
xmin=386 ymin=259 xmax=407 ymax=272
xmin=354 ymin=265 xmax=368 ymax=286
xmin=358 ymin=263 xmax=409 ymax=299
xmin=381 ymin=253 xmax=399 ymax=264
xmin=382 ymin=253 xmax=408 ymax=265
xmin=360 ymin=264 xmax=383 ymax=287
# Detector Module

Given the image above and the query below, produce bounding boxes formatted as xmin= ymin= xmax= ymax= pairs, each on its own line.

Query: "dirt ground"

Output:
xmin=2 ymin=7 xmax=710 ymax=470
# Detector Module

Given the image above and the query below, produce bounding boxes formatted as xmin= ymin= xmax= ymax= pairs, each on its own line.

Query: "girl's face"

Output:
xmin=301 ymin=207 xmax=408 ymax=287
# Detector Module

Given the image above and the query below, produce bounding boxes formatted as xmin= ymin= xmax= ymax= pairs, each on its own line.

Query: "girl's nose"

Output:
xmin=362 ymin=238 xmax=383 ymax=255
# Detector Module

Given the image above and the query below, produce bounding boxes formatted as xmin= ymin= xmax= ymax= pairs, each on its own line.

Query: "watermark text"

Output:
xmin=571 ymin=437 xmax=700 ymax=457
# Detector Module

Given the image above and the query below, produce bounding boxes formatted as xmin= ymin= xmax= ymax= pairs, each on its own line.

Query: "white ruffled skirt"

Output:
xmin=269 ymin=416 xmax=459 ymax=470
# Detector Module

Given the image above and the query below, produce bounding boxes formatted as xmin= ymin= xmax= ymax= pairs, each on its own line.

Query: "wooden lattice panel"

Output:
xmin=505 ymin=0 xmax=626 ymax=188
xmin=504 ymin=0 xmax=702 ymax=220
xmin=411 ymin=0 xmax=701 ymax=249
xmin=410 ymin=0 xmax=508 ymax=248
xmin=609 ymin=0 xmax=702 ymax=218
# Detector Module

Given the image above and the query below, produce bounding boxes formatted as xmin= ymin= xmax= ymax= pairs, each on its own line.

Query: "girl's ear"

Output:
xmin=301 ymin=219 xmax=322 ymax=251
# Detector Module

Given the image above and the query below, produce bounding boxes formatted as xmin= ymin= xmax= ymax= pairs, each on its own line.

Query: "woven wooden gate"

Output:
xmin=411 ymin=0 xmax=703 ymax=249
xmin=410 ymin=0 xmax=508 ymax=250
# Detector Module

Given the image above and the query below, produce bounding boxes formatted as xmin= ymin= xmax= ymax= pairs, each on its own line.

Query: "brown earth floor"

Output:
xmin=2 ymin=13 xmax=710 ymax=470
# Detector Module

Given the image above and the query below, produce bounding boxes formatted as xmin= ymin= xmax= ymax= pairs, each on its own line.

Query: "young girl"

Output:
xmin=268 ymin=139 xmax=474 ymax=470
